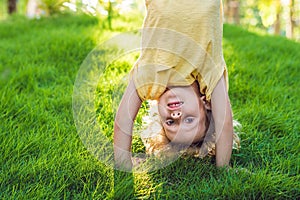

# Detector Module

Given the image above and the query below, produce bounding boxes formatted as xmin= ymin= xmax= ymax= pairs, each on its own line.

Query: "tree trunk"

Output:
xmin=223 ymin=0 xmax=230 ymax=23
xmin=232 ymin=1 xmax=240 ymax=24
xmin=8 ymin=0 xmax=17 ymax=14
xmin=285 ymin=0 xmax=294 ymax=39
xmin=274 ymin=1 xmax=282 ymax=35
xmin=107 ymin=0 xmax=113 ymax=30
xmin=26 ymin=0 xmax=39 ymax=18
xmin=274 ymin=13 xmax=281 ymax=35
xmin=227 ymin=0 xmax=240 ymax=24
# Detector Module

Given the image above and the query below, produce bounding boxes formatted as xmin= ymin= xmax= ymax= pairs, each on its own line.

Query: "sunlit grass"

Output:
xmin=0 ymin=14 xmax=299 ymax=199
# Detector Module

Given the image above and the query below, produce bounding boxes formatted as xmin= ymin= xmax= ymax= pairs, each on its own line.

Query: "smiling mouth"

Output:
xmin=167 ymin=101 xmax=183 ymax=110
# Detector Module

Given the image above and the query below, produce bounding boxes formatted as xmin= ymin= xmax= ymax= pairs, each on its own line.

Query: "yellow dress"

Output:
xmin=132 ymin=0 xmax=240 ymax=158
xmin=132 ymin=0 xmax=228 ymax=101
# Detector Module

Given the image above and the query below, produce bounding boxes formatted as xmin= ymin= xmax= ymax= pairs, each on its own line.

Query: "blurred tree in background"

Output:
xmin=98 ymin=0 xmax=123 ymax=29
xmin=7 ymin=0 xmax=17 ymax=14
xmin=225 ymin=0 xmax=300 ymax=40
xmin=224 ymin=0 xmax=240 ymax=24
xmin=1 ymin=0 xmax=299 ymax=41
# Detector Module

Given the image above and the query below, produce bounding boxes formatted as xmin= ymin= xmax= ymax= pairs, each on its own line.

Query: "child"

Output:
xmin=114 ymin=0 xmax=240 ymax=170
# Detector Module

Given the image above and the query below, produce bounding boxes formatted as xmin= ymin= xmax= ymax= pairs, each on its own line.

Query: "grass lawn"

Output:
xmin=0 ymin=14 xmax=299 ymax=199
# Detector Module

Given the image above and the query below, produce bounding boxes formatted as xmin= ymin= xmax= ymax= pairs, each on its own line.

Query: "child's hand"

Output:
xmin=114 ymin=152 xmax=133 ymax=171
xmin=131 ymin=156 xmax=146 ymax=168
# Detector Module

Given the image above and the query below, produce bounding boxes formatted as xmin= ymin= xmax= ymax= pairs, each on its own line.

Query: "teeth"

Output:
xmin=168 ymin=102 xmax=183 ymax=107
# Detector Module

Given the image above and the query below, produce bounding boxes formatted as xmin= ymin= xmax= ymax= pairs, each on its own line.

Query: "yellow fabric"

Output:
xmin=132 ymin=0 xmax=228 ymax=101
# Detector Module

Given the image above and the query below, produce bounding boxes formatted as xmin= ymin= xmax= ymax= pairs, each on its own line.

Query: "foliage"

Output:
xmin=0 ymin=14 xmax=299 ymax=199
xmin=257 ymin=0 xmax=281 ymax=27
xmin=39 ymin=0 xmax=67 ymax=15
xmin=230 ymin=0 xmax=300 ymax=40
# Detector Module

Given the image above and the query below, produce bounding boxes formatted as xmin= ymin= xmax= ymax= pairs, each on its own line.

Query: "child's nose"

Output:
xmin=171 ymin=111 xmax=182 ymax=119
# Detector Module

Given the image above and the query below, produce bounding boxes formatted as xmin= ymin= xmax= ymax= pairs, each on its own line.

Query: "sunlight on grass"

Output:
xmin=0 ymin=14 xmax=299 ymax=199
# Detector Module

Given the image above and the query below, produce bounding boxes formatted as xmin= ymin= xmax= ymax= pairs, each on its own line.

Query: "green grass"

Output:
xmin=1 ymin=13 xmax=299 ymax=199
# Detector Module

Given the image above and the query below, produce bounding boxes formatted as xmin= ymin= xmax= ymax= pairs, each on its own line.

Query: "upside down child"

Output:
xmin=114 ymin=0 xmax=240 ymax=170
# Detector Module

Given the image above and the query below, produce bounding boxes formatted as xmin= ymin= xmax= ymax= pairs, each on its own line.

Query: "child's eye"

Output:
xmin=184 ymin=117 xmax=194 ymax=124
xmin=165 ymin=119 xmax=175 ymax=126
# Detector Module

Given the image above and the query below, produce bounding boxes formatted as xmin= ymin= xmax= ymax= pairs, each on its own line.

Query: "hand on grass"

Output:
xmin=131 ymin=156 xmax=146 ymax=168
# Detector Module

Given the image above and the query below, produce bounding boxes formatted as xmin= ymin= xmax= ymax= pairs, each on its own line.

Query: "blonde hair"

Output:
xmin=140 ymin=100 xmax=241 ymax=158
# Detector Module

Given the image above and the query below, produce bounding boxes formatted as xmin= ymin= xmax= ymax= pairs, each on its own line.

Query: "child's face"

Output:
xmin=158 ymin=83 xmax=208 ymax=144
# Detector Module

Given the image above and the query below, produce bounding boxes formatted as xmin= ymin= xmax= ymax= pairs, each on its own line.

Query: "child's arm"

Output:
xmin=211 ymin=76 xmax=233 ymax=167
xmin=114 ymin=79 xmax=142 ymax=170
